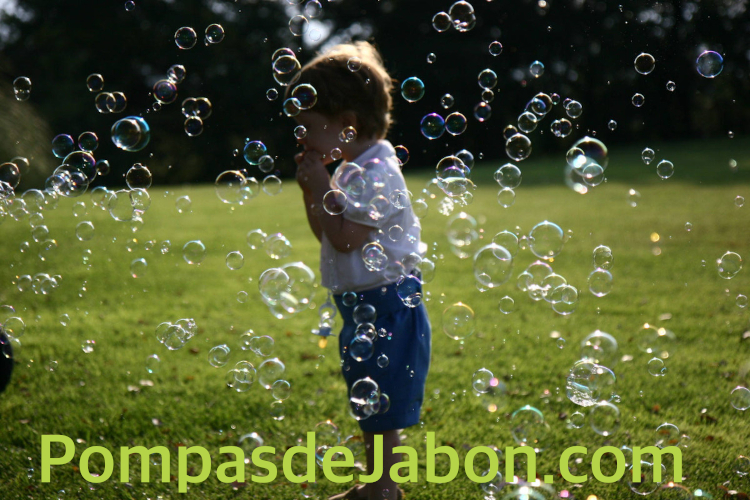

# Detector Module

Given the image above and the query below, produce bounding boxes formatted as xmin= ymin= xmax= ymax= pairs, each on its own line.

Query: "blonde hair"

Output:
xmin=286 ymin=41 xmax=394 ymax=139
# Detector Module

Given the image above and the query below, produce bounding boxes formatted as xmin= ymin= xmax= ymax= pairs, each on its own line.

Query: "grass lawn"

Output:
xmin=1 ymin=139 xmax=749 ymax=499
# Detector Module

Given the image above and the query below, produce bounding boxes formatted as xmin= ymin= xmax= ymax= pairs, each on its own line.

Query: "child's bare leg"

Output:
xmin=362 ymin=430 xmax=401 ymax=500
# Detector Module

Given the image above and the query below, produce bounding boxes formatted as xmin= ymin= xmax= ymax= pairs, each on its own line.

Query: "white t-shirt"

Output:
xmin=320 ymin=140 xmax=422 ymax=293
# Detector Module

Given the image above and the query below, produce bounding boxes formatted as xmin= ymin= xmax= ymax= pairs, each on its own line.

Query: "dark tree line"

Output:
xmin=0 ymin=0 xmax=746 ymax=189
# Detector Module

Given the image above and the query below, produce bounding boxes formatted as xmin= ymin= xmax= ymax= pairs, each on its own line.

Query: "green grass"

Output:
xmin=1 ymin=141 xmax=750 ymax=499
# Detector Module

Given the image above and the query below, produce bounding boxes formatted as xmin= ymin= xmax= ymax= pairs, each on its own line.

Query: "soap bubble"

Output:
xmin=111 ymin=116 xmax=151 ymax=152
xmin=632 ymin=93 xmax=645 ymax=107
xmin=648 ymin=358 xmax=667 ymax=376
xmin=498 ymin=296 xmax=516 ymax=314
xmin=153 ymin=79 xmax=177 ymax=104
xmin=489 ymin=41 xmax=503 ymax=56
xmin=78 ymin=132 xmax=99 ymax=152
xmin=473 ymin=102 xmax=491 ymax=122
xmin=528 ymin=221 xmax=564 ymax=260
xmin=226 ymin=251 xmax=244 ymax=270
xmin=258 ymin=358 xmax=285 ymax=389
xmin=445 ymin=112 xmax=467 ymax=136
xmin=642 ymin=148 xmax=655 ymax=165
xmin=323 ymin=189 xmax=347 ymax=215
xmin=492 ymin=231 xmax=518 ymax=257
xmin=420 ymin=113 xmax=445 ymax=140
xmin=208 ymin=345 xmax=231 ymax=368
xmin=588 ymin=268 xmax=613 ymax=296
xmin=86 ymin=73 xmax=104 ymax=92
xmin=442 ymin=302 xmax=475 ymax=340
xmin=477 ymin=69 xmax=497 ymax=90
xmin=656 ymin=160 xmax=674 ymax=179
xmin=505 ymin=134 xmax=532 ymax=161
xmin=183 ymin=240 xmax=206 ymax=265
xmin=215 ymin=170 xmax=247 ymax=204
xmin=401 ymin=77 xmax=425 ymax=103
xmin=130 ymin=258 xmax=147 ymax=278
xmin=289 ymin=15 xmax=309 ymax=36
xmin=13 ymin=76 xmax=31 ymax=100
xmin=634 ymin=53 xmax=656 ymax=75
xmin=590 ymin=401 xmax=620 ymax=436
xmin=472 ymin=368 xmax=494 ymax=393
xmin=51 ymin=134 xmax=75 ymax=159
xmin=473 ymin=244 xmax=513 ymax=288
xmin=205 ymin=23 xmax=225 ymax=44
xmin=627 ymin=461 xmax=666 ymax=495
xmin=174 ymin=27 xmax=197 ymax=49
xmin=272 ymin=380 xmax=291 ymax=401
xmin=529 ymin=60 xmax=545 ymax=78
xmin=349 ymin=335 xmax=374 ymax=362
xmin=565 ymin=100 xmax=582 ymax=118
xmin=292 ymin=83 xmax=318 ymax=110
xmin=696 ymin=50 xmax=723 ymax=78
xmin=717 ymin=251 xmax=742 ymax=279
xmin=448 ymin=1 xmax=476 ymax=32
xmin=549 ymin=285 xmax=579 ymax=315
xmin=593 ymin=245 xmax=614 ymax=269
xmin=566 ymin=360 xmax=616 ymax=407
xmin=75 ymin=221 xmax=95 ymax=241
xmin=510 ymin=405 xmax=548 ymax=450
xmin=581 ymin=330 xmax=618 ymax=367
xmin=396 ymin=275 xmax=422 ymax=308
xmin=730 ymin=386 xmax=750 ymax=410
xmin=244 ymin=141 xmax=268 ymax=166
xmin=126 ymin=164 xmax=152 ymax=190
xmin=494 ymin=164 xmax=522 ymax=189
xmin=432 ymin=12 xmax=452 ymax=32
xmin=440 ymin=94 xmax=454 ymax=110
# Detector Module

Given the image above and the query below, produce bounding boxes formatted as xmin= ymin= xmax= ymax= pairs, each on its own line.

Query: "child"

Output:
xmin=287 ymin=42 xmax=431 ymax=500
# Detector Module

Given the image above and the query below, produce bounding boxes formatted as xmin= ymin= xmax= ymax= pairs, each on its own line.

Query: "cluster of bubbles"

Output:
xmin=246 ymin=229 xmax=293 ymax=260
xmin=349 ymin=376 xmax=390 ymax=421
xmin=258 ymin=262 xmax=316 ymax=319
xmin=87 ymin=74 xmax=128 ymax=115
xmin=180 ymin=96 xmax=213 ymax=137
xmin=431 ymin=1 xmax=477 ymax=33
xmin=174 ymin=24 xmax=225 ymax=50
xmin=564 ymin=136 xmax=609 ymax=194
xmin=241 ymin=139 xmax=283 ymax=194
xmin=588 ymin=245 xmax=614 ymax=297
xmin=155 ymin=318 xmax=198 ymax=351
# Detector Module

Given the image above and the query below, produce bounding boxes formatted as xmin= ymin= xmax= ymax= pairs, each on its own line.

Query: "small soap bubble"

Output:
xmin=205 ymin=23 xmax=225 ymax=44
xmin=656 ymin=160 xmax=674 ymax=179
xmin=208 ymin=345 xmax=231 ymax=368
xmin=174 ymin=27 xmax=198 ymax=49
xmin=489 ymin=41 xmax=503 ymax=56
xmin=401 ymin=77 xmax=425 ymax=103
xmin=632 ymin=93 xmax=645 ymax=107
xmin=226 ymin=251 xmax=244 ymax=270
xmin=529 ymin=60 xmax=544 ymax=78
xmin=183 ymin=240 xmax=207 ymax=265
xmin=634 ymin=53 xmax=656 ymax=75
xmin=648 ymin=357 xmax=667 ymax=376
xmin=696 ymin=50 xmax=723 ymax=78
xmin=641 ymin=148 xmax=655 ymax=165
xmin=86 ymin=74 xmax=104 ymax=92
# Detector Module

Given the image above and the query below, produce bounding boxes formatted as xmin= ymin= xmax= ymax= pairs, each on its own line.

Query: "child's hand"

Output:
xmin=295 ymin=150 xmax=331 ymax=196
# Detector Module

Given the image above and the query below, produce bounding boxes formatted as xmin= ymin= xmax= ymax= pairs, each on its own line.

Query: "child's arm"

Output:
xmin=296 ymin=151 xmax=372 ymax=253
xmin=296 ymin=152 xmax=324 ymax=243
xmin=302 ymin=190 xmax=323 ymax=243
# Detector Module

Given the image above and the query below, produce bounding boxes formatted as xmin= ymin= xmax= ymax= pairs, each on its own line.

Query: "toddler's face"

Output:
xmin=293 ymin=111 xmax=345 ymax=165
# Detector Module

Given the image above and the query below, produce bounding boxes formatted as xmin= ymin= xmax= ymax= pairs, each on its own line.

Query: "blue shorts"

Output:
xmin=334 ymin=282 xmax=431 ymax=433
